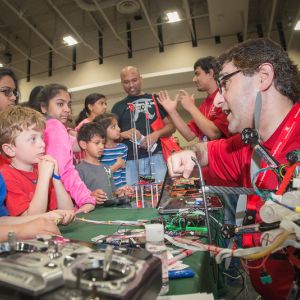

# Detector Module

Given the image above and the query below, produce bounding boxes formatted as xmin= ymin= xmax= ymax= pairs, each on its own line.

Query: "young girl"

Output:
xmin=94 ymin=113 xmax=133 ymax=196
xmin=74 ymin=93 xmax=107 ymax=163
xmin=75 ymin=93 xmax=107 ymax=130
xmin=36 ymin=84 xmax=102 ymax=213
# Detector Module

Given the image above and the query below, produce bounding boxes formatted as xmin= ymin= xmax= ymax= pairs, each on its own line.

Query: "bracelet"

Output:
xmin=52 ymin=173 xmax=61 ymax=180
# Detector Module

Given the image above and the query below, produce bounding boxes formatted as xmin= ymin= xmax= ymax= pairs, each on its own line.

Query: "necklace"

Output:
xmin=9 ymin=164 xmax=38 ymax=184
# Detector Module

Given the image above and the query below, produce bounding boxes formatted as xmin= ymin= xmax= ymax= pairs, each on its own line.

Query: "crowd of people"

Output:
xmin=0 ymin=37 xmax=299 ymax=299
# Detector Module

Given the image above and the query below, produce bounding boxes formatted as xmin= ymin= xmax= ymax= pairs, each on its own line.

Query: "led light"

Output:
xmin=295 ymin=20 xmax=300 ymax=30
xmin=166 ymin=11 xmax=181 ymax=23
xmin=63 ymin=35 xmax=78 ymax=46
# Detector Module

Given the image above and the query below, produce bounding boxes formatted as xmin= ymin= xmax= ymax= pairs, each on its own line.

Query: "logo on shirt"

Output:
xmin=131 ymin=98 xmax=155 ymax=122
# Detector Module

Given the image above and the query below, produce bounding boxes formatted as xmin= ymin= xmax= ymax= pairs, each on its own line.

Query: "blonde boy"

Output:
xmin=0 ymin=106 xmax=74 ymax=218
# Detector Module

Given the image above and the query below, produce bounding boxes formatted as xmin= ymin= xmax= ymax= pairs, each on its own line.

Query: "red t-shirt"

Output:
xmin=0 ymin=154 xmax=10 ymax=169
xmin=206 ymin=104 xmax=300 ymax=300
xmin=1 ymin=164 xmax=57 ymax=216
xmin=187 ymin=90 xmax=230 ymax=141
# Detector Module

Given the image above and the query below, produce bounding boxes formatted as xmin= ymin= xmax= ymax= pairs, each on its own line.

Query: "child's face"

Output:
xmin=85 ymin=135 xmax=105 ymax=159
xmin=43 ymin=90 xmax=71 ymax=124
xmin=89 ymin=97 xmax=107 ymax=116
xmin=9 ymin=126 xmax=45 ymax=167
xmin=106 ymin=118 xmax=121 ymax=141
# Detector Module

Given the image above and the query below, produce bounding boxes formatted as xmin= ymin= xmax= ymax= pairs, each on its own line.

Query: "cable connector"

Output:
xmin=260 ymin=272 xmax=272 ymax=284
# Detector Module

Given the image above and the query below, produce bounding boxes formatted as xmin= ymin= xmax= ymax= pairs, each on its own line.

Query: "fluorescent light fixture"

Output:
xmin=63 ymin=35 xmax=78 ymax=46
xmin=166 ymin=11 xmax=181 ymax=23
xmin=295 ymin=20 xmax=300 ymax=30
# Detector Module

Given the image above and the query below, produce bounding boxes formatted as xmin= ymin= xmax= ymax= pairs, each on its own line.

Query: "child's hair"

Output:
xmin=35 ymin=83 xmax=69 ymax=113
xmin=28 ymin=85 xmax=44 ymax=111
xmin=75 ymin=93 xmax=106 ymax=126
xmin=0 ymin=106 xmax=45 ymax=148
xmin=77 ymin=122 xmax=106 ymax=146
xmin=93 ymin=113 xmax=118 ymax=131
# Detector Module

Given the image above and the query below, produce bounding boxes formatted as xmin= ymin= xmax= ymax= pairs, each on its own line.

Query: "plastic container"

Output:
xmin=145 ymin=224 xmax=169 ymax=295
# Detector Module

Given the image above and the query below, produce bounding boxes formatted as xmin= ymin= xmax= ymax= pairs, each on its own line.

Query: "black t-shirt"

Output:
xmin=111 ymin=93 xmax=168 ymax=160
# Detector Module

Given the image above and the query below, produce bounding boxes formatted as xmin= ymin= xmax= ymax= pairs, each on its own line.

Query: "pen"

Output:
xmin=168 ymin=269 xmax=195 ymax=279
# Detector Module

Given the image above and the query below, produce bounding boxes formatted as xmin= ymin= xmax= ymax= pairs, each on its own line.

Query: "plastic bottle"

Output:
xmin=145 ymin=224 xmax=169 ymax=295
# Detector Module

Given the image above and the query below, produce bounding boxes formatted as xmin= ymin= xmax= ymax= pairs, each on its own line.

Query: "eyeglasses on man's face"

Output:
xmin=0 ymin=87 xmax=20 ymax=99
xmin=216 ymin=70 xmax=241 ymax=94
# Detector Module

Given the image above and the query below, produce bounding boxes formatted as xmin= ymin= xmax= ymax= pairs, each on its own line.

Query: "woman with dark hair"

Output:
xmin=0 ymin=67 xmax=19 ymax=167
xmin=0 ymin=67 xmax=19 ymax=111
xmin=75 ymin=93 xmax=107 ymax=130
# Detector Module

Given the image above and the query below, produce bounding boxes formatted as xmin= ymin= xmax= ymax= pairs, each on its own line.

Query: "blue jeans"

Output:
xmin=126 ymin=153 xmax=167 ymax=186
xmin=223 ymin=194 xmax=239 ymax=225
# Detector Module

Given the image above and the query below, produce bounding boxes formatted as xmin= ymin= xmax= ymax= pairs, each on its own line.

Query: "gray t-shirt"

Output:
xmin=76 ymin=161 xmax=116 ymax=199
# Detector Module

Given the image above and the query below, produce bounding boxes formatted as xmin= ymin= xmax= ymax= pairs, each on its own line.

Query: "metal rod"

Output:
xmin=191 ymin=157 xmax=213 ymax=248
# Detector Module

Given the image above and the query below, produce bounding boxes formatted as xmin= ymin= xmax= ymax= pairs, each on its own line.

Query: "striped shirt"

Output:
xmin=100 ymin=143 xmax=128 ymax=188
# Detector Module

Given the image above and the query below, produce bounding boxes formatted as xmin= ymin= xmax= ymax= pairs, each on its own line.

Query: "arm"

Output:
xmin=22 ymin=157 xmax=54 ymax=215
xmin=0 ymin=210 xmax=74 ymax=225
xmin=158 ymin=90 xmax=196 ymax=141
xmin=44 ymin=119 xmax=96 ymax=208
xmin=50 ymin=155 xmax=74 ymax=210
xmin=179 ymin=90 xmax=222 ymax=140
xmin=110 ymin=157 xmax=126 ymax=173
xmin=0 ymin=218 xmax=61 ymax=242
xmin=167 ymin=142 xmax=208 ymax=178
xmin=140 ymin=116 xmax=176 ymax=149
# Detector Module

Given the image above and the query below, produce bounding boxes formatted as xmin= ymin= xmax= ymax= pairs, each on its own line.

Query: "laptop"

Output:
xmin=156 ymin=172 xmax=223 ymax=214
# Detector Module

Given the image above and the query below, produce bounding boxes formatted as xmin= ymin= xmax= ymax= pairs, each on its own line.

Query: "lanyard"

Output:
xmin=256 ymin=103 xmax=300 ymax=187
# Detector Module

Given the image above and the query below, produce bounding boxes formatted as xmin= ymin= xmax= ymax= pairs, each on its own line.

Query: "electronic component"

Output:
xmin=0 ymin=236 xmax=162 ymax=300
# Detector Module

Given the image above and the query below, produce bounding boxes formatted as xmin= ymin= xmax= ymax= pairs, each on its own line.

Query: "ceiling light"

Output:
xmin=166 ymin=11 xmax=181 ymax=23
xmin=63 ymin=35 xmax=78 ymax=46
xmin=295 ymin=20 xmax=300 ymax=30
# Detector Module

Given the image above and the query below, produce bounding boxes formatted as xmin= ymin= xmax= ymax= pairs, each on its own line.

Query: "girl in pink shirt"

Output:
xmin=37 ymin=84 xmax=98 ymax=213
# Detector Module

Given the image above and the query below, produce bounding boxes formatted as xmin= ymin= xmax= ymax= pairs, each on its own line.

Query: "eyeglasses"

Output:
xmin=0 ymin=87 xmax=20 ymax=99
xmin=216 ymin=70 xmax=241 ymax=94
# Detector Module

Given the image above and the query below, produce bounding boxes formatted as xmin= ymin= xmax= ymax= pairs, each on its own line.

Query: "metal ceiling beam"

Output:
xmin=138 ymin=0 xmax=162 ymax=47
xmin=0 ymin=32 xmax=44 ymax=67
xmin=287 ymin=3 xmax=300 ymax=50
xmin=92 ymin=0 xmax=129 ymax=51
xmin=182 ymin=0 xmax=196 ymax=42
xmin=2 ymin=0 xmax=71 ymax=63
xmin=267 ymin=0 xmax=278 ymax=38
xmin=48 ymin=0 xmax=103 ymax=60
xmin=87 ymin=12 xmax=103 ymax=33
xmin=74 ymin=0 xmax=118 ymax=11
xmin=242 ymin=9 xmax=248 ymax=40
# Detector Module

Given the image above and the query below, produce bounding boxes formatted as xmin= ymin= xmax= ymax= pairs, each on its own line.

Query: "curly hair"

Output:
xmin=0 ymin=106 xmax=45 ymax=148
xmin=216 ymin=38 xmax=300 ymax=103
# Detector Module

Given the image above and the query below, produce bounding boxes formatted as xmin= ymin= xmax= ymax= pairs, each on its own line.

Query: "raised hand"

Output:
xmin=158 ymin=90 xmax=179 ymax=113
xmin=178 ymin=90 xmax=195 ymax=112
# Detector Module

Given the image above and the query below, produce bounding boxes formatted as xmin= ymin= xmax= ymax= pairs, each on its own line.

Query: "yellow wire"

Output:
xmin=244 ymin=231 xmax=291 ymax=260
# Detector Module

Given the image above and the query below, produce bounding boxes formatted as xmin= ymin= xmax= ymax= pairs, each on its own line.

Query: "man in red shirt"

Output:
xmin=167 ymin=38 xmax=300 ymax=299
xmin=158 ymin=56 xmax=230 ymax=142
